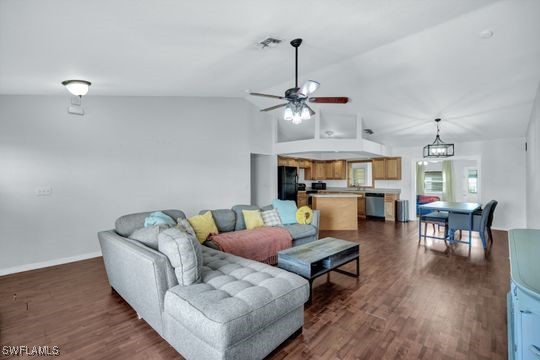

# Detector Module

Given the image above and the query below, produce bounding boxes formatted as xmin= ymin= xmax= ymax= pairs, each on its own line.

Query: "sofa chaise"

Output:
xmin=98 ymin=209 xmax=310 ymax=360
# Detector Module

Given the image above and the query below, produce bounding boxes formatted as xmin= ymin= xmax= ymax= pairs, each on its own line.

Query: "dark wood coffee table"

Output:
xmin=277 ymin=237 xmax=360 ymax=304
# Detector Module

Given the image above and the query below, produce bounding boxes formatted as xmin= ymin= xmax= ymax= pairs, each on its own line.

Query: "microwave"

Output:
xmin=311 ymin=182 xmax=327 ymax=190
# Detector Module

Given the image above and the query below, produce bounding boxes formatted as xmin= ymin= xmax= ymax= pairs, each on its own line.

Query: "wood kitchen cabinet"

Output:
xmin=332 ymin=160 xmax=347 ymax=180
xmin=315 ymin=161 xmax=326 ymax=180
xmin=385 ymin=157 xmax=401 ymax=180
xmin=372 ymin=157 xmax=402 ymax=180
xmin=278 ymin=156 xmax=312 ymax=169
xmin=357 ymin=193 xmax=366 ymax=218
xmin=300 ymin=159 xmax=311 ymax=169
xmin=384 ymin=193 xmax=399 ymax=221
xmin=372 ymin=158 xmax=386 ymax=180
xmin=305 ymin=161 xmax=323 ymax=180
xmin=297 ymin=191 xmax=308 ymax=207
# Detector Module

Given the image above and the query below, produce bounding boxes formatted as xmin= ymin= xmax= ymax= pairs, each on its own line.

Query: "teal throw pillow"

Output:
xmin=271 ymin=199 xmax=298 ymax=225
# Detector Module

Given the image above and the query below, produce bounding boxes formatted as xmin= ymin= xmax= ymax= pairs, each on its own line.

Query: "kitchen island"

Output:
xmin=311 ymin=194 xmax=362 ymax=230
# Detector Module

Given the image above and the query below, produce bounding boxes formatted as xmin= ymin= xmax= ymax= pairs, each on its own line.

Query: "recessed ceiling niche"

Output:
xmin=320 ymin=113 xmax=357 ymax=139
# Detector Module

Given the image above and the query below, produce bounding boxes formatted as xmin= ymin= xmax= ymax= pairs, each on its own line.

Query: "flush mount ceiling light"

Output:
xmin=479 ymin=29 xmax=494 ymax=39
xmin=62 ymin=80 xmax=91 ymax=97
xmin=423 ymin=118 xmax=454 ymax=158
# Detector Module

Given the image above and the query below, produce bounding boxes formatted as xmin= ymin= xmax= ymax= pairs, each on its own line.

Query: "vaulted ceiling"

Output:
xmin=1 ymin=0 xmax=539 ymax=146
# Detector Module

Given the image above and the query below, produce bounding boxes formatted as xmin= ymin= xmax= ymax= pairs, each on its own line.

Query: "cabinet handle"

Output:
xmin=521 ymin=310 xmax=532 ymax=314
xmin=530 ymin=345 xmax=540 ymax=358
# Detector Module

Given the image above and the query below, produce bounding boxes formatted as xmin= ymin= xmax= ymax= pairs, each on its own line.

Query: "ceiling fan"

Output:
xmin=249 ymin=38 xmax=349 ymax=124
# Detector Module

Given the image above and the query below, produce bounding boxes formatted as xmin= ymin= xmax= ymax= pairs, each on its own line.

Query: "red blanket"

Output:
xmin=209 ymin=227 xmax=292 ymax=265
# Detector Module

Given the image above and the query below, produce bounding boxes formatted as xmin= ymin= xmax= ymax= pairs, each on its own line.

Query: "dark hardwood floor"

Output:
xmin=0 ymin=220 xmax=509 ymax=359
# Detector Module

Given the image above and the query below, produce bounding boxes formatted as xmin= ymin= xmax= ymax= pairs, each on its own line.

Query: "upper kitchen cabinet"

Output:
xmin=332 ymin=160 xmax=347 ymax=180
xmin=372 ymin=158 xmax=386 ymax=180
xmin=372 ymin=157 xmax=402 ymax=180
xmin=385 ymin=157 xmax=401 ymax=180
xmin=278 ymin=156 xmax=312 ymax=169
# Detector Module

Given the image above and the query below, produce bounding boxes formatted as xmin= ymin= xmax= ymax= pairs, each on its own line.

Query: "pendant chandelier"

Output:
xmin=423 ymin=118 xmax=454 ymax=158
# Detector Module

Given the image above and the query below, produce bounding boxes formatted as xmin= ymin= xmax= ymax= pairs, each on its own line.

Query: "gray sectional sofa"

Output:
xmin=98 ymin=209 xmax=312 ymax=360
xmin=202 ymin=204 xmax=320 ymax=248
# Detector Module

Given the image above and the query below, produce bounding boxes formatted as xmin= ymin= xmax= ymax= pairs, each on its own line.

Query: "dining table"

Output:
xmin=418 ymin=201 xmax=481 ymax=248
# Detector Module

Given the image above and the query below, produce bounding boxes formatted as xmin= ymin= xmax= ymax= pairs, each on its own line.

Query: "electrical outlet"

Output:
xmin=35 ymin=186 xmax=53 ymax=196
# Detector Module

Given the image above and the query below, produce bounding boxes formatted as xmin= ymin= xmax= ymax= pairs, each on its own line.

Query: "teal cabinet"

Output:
xmin=508 ymin=229 xmax=540 ymax=360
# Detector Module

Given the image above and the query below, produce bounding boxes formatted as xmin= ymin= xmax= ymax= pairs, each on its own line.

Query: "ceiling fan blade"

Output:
xmin=249 ymin=92 xmax=285 ymax=99
xmin=305 ymin=104 xmax=316 ymax=116
xmin=309 ymin=97 xmax=349 ymax=104
xmin=260 ymin=103 xmax=288 ymax=112
xmin=298 ymin=80 xmax=320 ymax=97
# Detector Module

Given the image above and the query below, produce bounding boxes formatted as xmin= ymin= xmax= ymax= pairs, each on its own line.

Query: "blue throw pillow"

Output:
xmin=272 ymin=199 xmax=298 ymax=225
xmin=144 ymin=211 xmax=176 ymax=227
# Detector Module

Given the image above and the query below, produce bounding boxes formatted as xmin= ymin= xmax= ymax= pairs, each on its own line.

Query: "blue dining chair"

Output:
xmin=419 ymin=211 xmax=449 ymax=244
xmin=448 ymin=200 xmax=498 ymax=249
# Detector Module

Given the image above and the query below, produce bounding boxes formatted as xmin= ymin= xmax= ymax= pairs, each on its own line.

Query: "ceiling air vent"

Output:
xmin=255 ymin=36 xmax=282 ymax=49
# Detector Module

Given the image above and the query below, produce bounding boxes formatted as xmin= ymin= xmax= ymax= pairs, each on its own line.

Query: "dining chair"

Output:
xmin=448 ymin=200 xmax=498 ymax=249
xmin=419 ymin=211 xmax=449 ymax=244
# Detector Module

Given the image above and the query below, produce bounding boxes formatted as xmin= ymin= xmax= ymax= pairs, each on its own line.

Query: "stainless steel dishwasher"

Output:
xmin=365 ymin=193 xmax=385 ymax=218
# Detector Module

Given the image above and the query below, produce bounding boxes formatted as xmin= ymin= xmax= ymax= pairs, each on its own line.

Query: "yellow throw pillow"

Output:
xmin=296 ymin=206 xmax=313 ymax=224
xmin=188 ymin=211 xmax=219 ymax=243
xmin=242 ymin=209 xmax=265 ymax=230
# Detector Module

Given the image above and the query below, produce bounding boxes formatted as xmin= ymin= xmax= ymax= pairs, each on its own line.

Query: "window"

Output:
xmin=424 ymin=171 xmax=443 ymax=193
xmin=468 ymin=169 xmax=478 ymax=194
xmin=351 ymin=168 xmax=366 ymax=186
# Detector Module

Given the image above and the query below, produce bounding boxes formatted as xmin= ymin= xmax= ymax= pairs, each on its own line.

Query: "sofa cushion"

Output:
xmin=232 ymin=205 xmax=260 ymax=231
xmin=158 ymin=228 xmax=203 ymax=286
xmin=115 ymin=210 xmax=186 ymax=237
xmin=129 ymin=224 xmax=170 ymax=250
xmin=282 ymin=224 xmax=316 ymax=239
xmin=163 ymin=247 xmax=309 ymax=349
xmin=200 ymin=209 xmax=236 ymax=233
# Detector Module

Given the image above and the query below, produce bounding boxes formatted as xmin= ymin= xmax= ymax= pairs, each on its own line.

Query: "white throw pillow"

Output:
xmin=261 ymin=208 xmax=282 ymax=227
xmin=158 ymin=228 xmax=202 ymax=286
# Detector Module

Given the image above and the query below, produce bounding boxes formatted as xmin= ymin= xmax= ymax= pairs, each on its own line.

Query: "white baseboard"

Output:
xmin=0 ymin=251 xmax=102 ymax=277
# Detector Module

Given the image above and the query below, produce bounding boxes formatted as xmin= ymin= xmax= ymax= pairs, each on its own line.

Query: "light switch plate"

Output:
xmin=35 ymin=186 xmax=53 ymax=196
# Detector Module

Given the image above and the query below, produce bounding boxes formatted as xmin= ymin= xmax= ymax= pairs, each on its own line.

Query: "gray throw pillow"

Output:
xmin=158 ymin=228 xmax=202 ymax=286
xmin=129 ymin=224 xmax=170 ymax=250
xmin=176 ymin=217 xmax=196 ymax=238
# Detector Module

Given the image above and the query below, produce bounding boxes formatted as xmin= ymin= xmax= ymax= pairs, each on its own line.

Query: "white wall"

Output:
xmin=0 ymin=95 xmax=262 ymax=274
xmin=250 ymin=154 xmax=276 ymax=206
xmin=526 ymin=82 xmax=540 ymax=228
xmin=391 ymin=137 xmax=527 ymax=230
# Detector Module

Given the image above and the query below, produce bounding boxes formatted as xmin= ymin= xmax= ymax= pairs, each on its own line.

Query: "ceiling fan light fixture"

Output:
xmin=62 ymin=79 xmax=91 ymax=97
xmin=300 ymin=106 xmax=311 ymax=120
xmin=299 ymin=80 xmax=320 ymax=97
xmin=284 ymin=106 xmax=293 ymax=121
xmin=292 ymin=112 xmax=302 ymax=125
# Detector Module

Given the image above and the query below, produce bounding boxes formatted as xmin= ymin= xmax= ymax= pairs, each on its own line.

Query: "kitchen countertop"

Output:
xmin=310 ymin=194 xmax=363 ymax=198
xmin=301 ymin=187 xmax=401 ymax=194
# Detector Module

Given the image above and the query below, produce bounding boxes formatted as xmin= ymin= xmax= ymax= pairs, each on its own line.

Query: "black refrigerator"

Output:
xmin=278 ymin=166 xmax=298 ymax=202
